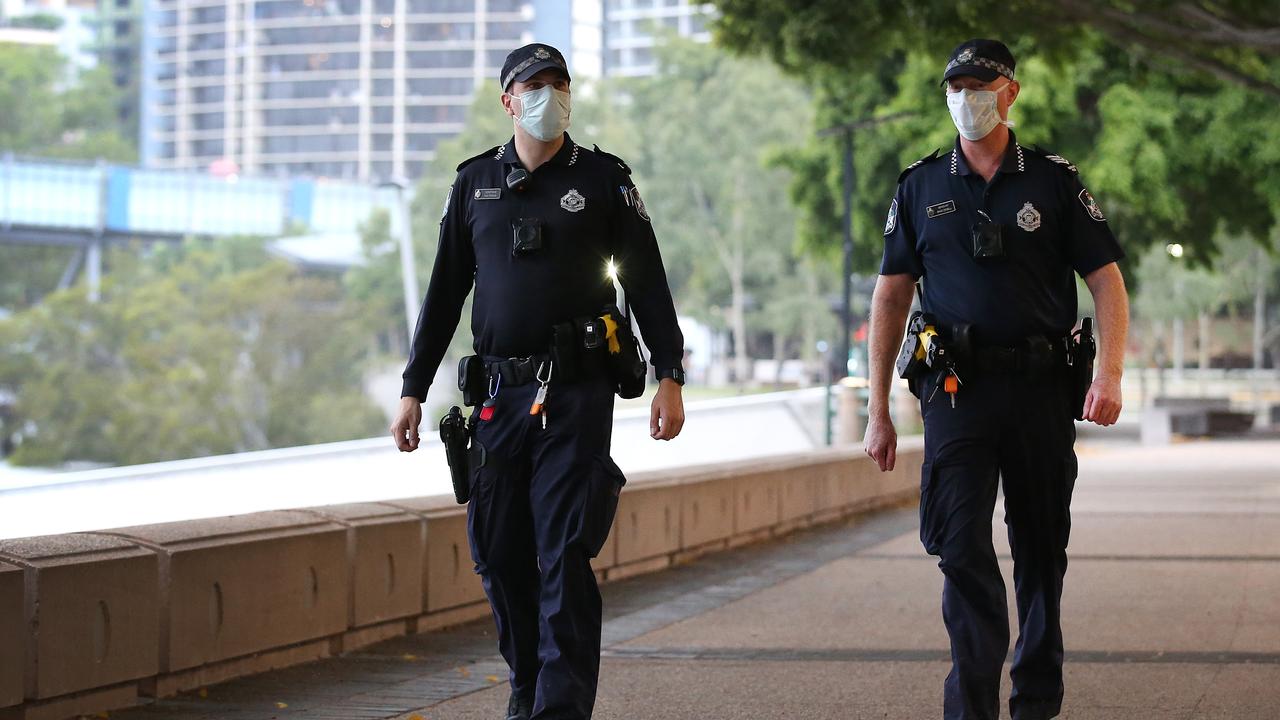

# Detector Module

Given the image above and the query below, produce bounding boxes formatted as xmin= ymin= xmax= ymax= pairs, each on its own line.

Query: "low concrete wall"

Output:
xmin=0 ymin=441 xmax=924 ymax=720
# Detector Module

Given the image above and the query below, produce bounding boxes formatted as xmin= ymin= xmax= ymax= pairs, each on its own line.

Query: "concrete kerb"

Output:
xmin=0 ymin=561 xmax=23 ymax=709
xmin=0 ymin=534 xmax=160 ymax=705
xmin=293 ymin=503 xmax=426 ymax=635
xmin=0 ymin=440 xmax=925 ymax=719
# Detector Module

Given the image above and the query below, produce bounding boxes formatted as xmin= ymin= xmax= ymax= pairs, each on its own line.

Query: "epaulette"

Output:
xmin=1030 ymin=145 xmax=1078 ymax=174
xmin=898 ymin=150 xmax=940 ymax=183
xmin=592 ymin=144 xmax=632 ymax=175
xmin=456 ymin=145 xmax=503 ymax=172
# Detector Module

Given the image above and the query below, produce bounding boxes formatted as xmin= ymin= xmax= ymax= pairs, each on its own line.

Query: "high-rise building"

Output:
xmin=600 ymin=0 xmax=710 ymax=77
xmin=1 ymin=0 xmax=100 ymax=79
xmin=95 ymin=0 xmax=144 ymax=133
xmin=140 ymin=0 xmax=575 ymax=181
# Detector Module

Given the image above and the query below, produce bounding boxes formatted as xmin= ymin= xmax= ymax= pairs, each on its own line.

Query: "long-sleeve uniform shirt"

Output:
xmin=880 ymin=133 xmax=1124 ymax=345
xmin=401 ymin=134 xmax=684 ymax=400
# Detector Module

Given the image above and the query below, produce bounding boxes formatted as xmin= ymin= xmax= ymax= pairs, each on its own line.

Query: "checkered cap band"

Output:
xmin=502 ymin=53 xmax=566 ymax=91
xmin=945 ymin=55 xmax=1014 ymax=80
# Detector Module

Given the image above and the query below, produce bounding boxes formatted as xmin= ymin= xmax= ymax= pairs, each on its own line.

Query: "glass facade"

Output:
xmin=602 ymin=0 xmax=713 ymax=77
xmin=143 ymin=0 xmax=544 ymax=180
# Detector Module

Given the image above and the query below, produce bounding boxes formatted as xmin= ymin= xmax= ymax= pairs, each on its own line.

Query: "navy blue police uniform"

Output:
xmin=880 ymin=41 xmax=1123 ymax=720
xmin=400 ymin=59 xmax=684 ymax=720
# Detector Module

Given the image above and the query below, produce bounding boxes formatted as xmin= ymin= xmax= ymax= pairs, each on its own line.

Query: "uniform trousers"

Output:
xmin=467 ymin=374 xmax=624 ymax=720
xmin=918 ymin=368 xmax=1078 ymax=720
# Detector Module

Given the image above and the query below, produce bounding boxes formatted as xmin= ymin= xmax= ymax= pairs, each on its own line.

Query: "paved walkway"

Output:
xmin=113 ymin=439 xmax=1280 ymax=720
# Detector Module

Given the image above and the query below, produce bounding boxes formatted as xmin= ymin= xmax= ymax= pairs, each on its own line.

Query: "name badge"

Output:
xmin=474 ymin=188 xmax=502 ymax=200
xmin=926 ymin=200 xmax=956 ymax=218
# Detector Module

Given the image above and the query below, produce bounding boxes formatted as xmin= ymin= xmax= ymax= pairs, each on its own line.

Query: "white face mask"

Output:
xmin=947 ymin=85 xmax=1012 ymax=141
xmin=511 ymin=85 xmax=571 ymax=142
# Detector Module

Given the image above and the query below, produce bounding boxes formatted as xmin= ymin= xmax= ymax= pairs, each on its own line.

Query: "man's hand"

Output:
xmin=391 ymin=397 xmax=424 ymax=452
xmin=1082 ymin=374 xmax=1122 ymax=426
xmin=864 ymin=412 xmax=898 ymax=472
xmin=650 ymin=379 xmax=684 ymax=440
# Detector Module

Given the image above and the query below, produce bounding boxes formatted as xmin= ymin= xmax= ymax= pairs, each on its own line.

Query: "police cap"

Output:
xmin=941 ymin=39 xmax=1016 ymax=85
xmin=500 ymin=43 xmax=571 ymax=92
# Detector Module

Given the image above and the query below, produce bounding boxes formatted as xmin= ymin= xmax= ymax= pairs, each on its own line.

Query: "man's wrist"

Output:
xmin=867 ymin=399 xmax=892 ymax=421
xmin=655 ymin=366 xmax=685 ymax=386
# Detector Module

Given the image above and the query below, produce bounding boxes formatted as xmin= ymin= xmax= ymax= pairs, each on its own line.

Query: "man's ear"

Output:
xmin=501 ymin=91 xmax=516 ymax=118
xmin=1006 ymin=80 xmax=1020 ymax=106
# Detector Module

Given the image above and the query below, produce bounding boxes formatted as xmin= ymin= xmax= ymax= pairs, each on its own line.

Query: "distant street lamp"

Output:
xmin=380 ymin=178 xmax=418 ymax=348
xmin=817 ymin=111 xmax=914 ymax=382
xmin=1167 ymin=242 xmax=1186 ymax=378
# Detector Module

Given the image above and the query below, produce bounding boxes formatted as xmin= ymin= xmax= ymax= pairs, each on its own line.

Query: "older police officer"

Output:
xmin=389 ymin=43 xmax=686 ymax=720
xmin=864 ymin=40 xmax=1130 ymax=720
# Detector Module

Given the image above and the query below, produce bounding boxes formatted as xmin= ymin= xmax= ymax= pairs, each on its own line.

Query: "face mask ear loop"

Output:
xmin=997 ymin=84 xmax=1015 ymax=128
xmin=508 ymin=92 xmax=524 ymax=122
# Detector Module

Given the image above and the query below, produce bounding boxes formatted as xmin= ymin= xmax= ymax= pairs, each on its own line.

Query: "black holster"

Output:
xmin=439 ymin=405 xmax=484 ymax=505
xmin=1069 ymin=318 xmax=1096 ymax=421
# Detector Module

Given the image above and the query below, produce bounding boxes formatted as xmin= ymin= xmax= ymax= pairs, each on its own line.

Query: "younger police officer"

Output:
xmin=864 ymin=40 xmax=1130 ymax=720
xmin=389 ymin=43 xmax=686 ymax=720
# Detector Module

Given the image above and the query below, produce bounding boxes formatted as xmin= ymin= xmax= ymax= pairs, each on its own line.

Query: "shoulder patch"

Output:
xmin=897 ymin=150 xmax=940 ymax=184
xmin=456 ymin=145 xmax=502 ymax=172
xmin=1030 ymin=145 xmax=1078 ymax=174
xmin=592 ymin=144 xmax=632 ymax=175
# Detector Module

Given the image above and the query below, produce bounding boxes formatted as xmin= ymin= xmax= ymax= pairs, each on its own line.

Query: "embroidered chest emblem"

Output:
xmin=560 ymin=188 xmax=586 ymax=213
xmin=1016 ymin=202 xmax=1042 ymax=232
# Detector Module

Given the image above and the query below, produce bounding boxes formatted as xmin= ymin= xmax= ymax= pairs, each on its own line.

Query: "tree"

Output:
xmin=621 ymin=38 xmax=823 ymax=383
xmin=713 ymin=1 xmax=1280 ymax=98
xmin=711 ymin=1 xmax=1280 ymax=268
xmin=0 ymin=237 xmax=386 ymax=466
xmin=0 ymin=44 xmax=136 ymax=161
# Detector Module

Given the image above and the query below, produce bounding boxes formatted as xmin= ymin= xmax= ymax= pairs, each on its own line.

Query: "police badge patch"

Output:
xmin=884 ymin=198 xmax=897 ymax=236
xmin=1078 ymin=188 xmax=1106 ymax=222
xmin=535 ymin=47 xmax=550 ymax=60
xmin=440 ymin=186 xmax=452 ymax=221
xmin=1016 ymin=202 xmax=1041 ymax=232
xmin=560 ymin=188 xmax=585 ymax=212
xmin=630 ymin=187 xmax=650 ymax=222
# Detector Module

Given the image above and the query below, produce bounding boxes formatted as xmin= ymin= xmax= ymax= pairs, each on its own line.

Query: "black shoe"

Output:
xmin=504 ymin=692 xmax=533 ymax=720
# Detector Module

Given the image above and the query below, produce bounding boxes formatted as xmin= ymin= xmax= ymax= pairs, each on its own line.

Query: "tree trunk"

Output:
xmin=802 ymin=263 xmax=819 ymax=382
xmin=1172 ymin=317 xmax=1185 ymax=380
xmin=1197 ymin=311 xmax=1210 ymax=394
xmin=730 ymin=262 xmax=748 ymax=385
xmin=1255 ymin=249 xmax=1267 ymax=371
xmin=772 ymin=332 xmax=785 ymax=388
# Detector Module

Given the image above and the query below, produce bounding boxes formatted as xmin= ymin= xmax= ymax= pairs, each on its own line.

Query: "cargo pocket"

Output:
xmin=918 ymin=460 xmax=942 ymax=557
xmin=466 ymin=445 xmax=496 ymax=573
xmin=579 ymin=455 xmax=626 ymax=559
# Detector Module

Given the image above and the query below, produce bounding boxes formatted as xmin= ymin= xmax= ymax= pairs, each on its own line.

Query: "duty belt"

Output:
xmin=971 ymin=337 xmax=1070 ymax=375
xmin=482 ymin=354 xmax=552 ymax=387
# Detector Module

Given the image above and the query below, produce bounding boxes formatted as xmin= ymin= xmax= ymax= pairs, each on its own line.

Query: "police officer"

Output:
xmin=864 ymin=40 xmax=1130 ymax=720
xmin=389 ymin=43 xmax=685 ymax=720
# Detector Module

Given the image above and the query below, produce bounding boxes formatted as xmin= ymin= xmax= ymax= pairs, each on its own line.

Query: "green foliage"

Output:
xmin=713 ymin=1 xmax=1280 ymax=98
xmin=0 ymin=44 xmax=136 ymax=161
xmin=0 ymin=245 xmax=75 ymax=310
xmin=710 ymin=1 xmax=1280 ymax=266
xmin=623 ymin=38 xmax=836 ymax=368
xmin=7 ymin=13 xmax=63 ymax=30
xmin=0 ymin=238 xmax=385 ymax=466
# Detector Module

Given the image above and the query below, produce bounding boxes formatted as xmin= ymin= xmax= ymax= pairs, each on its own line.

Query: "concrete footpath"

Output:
xmin=112 ymin=439 xmax=1280 ymax=720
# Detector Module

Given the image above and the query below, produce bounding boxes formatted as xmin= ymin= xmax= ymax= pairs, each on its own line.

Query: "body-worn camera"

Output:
xmin=512 ymin=217 xmax=543 ymax=256
xmin=971 ymin=219 xmax=1005 ymax=262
